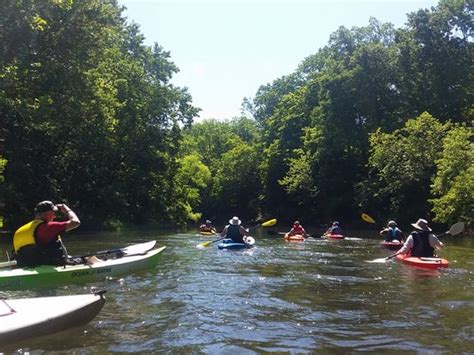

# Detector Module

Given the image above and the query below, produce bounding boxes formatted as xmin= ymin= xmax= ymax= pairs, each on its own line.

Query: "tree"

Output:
xmin=363 ymin=112 xmax=450 ymax=223
xmin=430 ymin=124 xmax=474 ymax=224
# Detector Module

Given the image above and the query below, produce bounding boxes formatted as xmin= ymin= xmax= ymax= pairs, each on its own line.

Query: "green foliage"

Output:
xmin=0 ymin=0 xmax=197 ymax=228
xmin=1 ymin=0 xmax=472 ymax=229
xmin=430 ymin=124 xmax=474 ymax=224
xmin=365 ymin=112 xmax=450 ymax=220
xmin=174 ymin=154 xmax=211 ymax=223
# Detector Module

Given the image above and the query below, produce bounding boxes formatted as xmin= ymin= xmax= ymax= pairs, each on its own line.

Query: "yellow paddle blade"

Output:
xmin=261 ymin=218 xmax=277 ymax=227
xmin=361 ymin=213 xmax=375 ymax=224
xmin=197 ymin=240 xmax=213 ymax=248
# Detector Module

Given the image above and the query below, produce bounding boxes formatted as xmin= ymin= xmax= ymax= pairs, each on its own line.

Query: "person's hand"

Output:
xmin=56 ymin=204 xmax=71 ymax=213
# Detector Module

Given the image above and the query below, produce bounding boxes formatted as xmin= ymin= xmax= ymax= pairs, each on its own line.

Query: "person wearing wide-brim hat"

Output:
xmin=379 ymin=220 xmax=405 ymax=242
xmin=220 ymin=216 xmax=251 ymax=244
xmin=395 ymin=218 xmax=443 ymax=258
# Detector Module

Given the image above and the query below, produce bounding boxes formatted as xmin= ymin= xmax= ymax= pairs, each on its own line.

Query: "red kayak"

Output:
xmin=284 ymin=233 xmax=305 ymax=242
xmin=395 ymin=254 xmax=449 ymax=269
xmin=324 ymin=234 xmax=344 ymax=240
xmin=380 ymin=241 xmax=403 ymax=250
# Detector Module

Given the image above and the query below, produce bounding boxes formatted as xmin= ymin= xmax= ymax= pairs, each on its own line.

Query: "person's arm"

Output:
xmin=429 ymin=234 xmax=444 ymax=250
xmin=240 ymin=225 xmax=250 ymax=236
xmin=221 ymin=226 xmax=228 ymax=237
xmin=379 ymin=228 xmax=388 ymax=237
xmin=57 ymin=204 xmax=80 ymax=231
xmin=395 ymin=235 xmax=413 ymax=255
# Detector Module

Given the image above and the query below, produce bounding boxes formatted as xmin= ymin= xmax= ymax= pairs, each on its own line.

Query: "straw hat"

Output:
xmin=229 ymin=216 xmax=241 ymax=225
xmin=411 ymin=218 xmax=432 ymax=231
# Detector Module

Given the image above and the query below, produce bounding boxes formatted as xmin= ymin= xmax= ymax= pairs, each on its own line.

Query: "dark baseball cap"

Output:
xmin=34 ymin=200 xmax=58 ymax=213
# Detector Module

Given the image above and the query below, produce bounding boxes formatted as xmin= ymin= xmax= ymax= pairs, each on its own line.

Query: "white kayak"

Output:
xmin=0 ymin=291 xmax=106 ymax=345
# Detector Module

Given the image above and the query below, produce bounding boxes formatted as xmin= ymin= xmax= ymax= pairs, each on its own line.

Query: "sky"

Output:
xmin=120 ymin=0 xmax=439 ymax=121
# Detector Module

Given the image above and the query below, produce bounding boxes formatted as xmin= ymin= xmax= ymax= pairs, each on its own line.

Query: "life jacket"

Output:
xmin=13 ymin=219 xmax=44 ymax=253
xmin=411 ymin=231 xmax=434 ymax=257
xmin=292 ymin=225 xmax=304 ymax=235
xmin=330 ymin=226 xmax=343 ymax=235
xmin=226 ymin=224 xmax=244 ymax=243
xmin=386 ymin=227 xmax=402 ymax=241
xmin=13 ymin=220 xmax=65 ymax=266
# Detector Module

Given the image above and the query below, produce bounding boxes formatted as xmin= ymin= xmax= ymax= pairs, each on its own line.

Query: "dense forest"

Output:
xmin=0 ymin=0 xmax=472 ymax=231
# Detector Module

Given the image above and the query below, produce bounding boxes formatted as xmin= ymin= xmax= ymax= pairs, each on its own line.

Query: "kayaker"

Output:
xmin=288 ymin=221 xmax=306 ymax=236
xmin=379 ymin=220 xmax=405 ymax=242
xmin=13 ymin=200 xmax=100 ymax=267
xmin=220 ymin=216 xmax=251 ymax=244
xmin=392 ymin=218 xmax=443 ymax=258
xmin=325 ymin=221 xmax=343 ymax=235
xmin=199 ymin=220 xmax=216 ymax=234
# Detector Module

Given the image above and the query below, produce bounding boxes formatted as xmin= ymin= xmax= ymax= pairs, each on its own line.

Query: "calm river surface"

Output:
xmin=0 ymin=228 xmax=473 ymax=353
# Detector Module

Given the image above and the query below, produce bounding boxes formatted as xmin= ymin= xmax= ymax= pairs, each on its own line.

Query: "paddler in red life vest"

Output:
xmin=288 ymin=221 xmax=306 ymax=236
xmin=394 ymin=218 xmax=443 ymax=258
xmin=13 ymin=200 xmax=100 ymax=267
xmin=379 ymin=220 xmax=405 ymax=242
xmin=221 ymin=216 xmax=251 ymax=244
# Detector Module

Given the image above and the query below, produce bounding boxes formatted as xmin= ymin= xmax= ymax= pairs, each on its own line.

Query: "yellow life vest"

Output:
xmin=13 ymin=219 xmax=44 ymax=253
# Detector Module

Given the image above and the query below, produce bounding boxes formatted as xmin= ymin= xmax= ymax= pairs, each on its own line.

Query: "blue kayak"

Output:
xmin=217 ymin=238 xmax=254 ymax=250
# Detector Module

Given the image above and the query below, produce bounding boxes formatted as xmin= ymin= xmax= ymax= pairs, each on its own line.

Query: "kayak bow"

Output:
xmin=0 ymin=291 xmax=106 ymax=345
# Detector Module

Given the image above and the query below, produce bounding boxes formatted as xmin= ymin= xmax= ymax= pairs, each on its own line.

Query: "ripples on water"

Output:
xmin=0 ymin=230 xmax=473 ymax=353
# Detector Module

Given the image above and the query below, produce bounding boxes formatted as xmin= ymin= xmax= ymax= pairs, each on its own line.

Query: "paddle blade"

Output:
xmin=365 ymin=257 xmax=390 ymax=263
xmin=197 ymin=240 xmax=213 ymax=248
xmin=448 ymin=222 xmax=465 ymax=236
xmin=361 ymin=213 xmax=376 ymax=224
xmin=122 ymin=241 xmax=157 ymax=255
xmin=261 ymin=219 xmax=277 ymax=227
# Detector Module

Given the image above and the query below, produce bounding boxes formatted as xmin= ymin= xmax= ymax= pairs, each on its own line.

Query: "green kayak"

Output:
xmin=0 ymin=242 xmax=165 ymax=290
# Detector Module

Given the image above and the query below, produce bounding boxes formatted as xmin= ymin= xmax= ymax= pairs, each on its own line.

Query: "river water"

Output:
xmin=0 ymin=228 xmax=473 ymax=353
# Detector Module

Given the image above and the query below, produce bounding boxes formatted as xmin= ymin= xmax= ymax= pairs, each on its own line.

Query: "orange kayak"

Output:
xmin=395 ymin=254 xmax=449 ymax=269
xmin=324 ymin=234 xmax=344 ymax=240
xmin=284 ymin=233 xmax=305 ymax=242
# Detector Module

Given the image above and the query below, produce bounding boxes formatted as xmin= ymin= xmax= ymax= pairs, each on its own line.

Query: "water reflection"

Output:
xmin=0 ymin=230 xmax=472 ymax=353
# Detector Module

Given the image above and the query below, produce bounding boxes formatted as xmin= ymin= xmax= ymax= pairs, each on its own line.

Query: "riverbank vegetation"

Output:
xmin=0 ymin=0 xmax=472 ymax=230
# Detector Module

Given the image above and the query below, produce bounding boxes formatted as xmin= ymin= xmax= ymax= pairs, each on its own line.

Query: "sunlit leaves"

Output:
xmin=430 ymin=124 xmax=474 ymax=224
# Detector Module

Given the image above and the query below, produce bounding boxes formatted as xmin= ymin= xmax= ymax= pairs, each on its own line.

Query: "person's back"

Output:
xmin=328 ymin=221 xmax=343 ymax=235
xmin=410 ymin=230 xmax=434 ymax=257
xmin=222 ymin=216 xmax=247 ymax=243
xmin=396 ymin=218 xmax=443 ymax=258
xmin=380 ymin=221 xmax=404 ymax=242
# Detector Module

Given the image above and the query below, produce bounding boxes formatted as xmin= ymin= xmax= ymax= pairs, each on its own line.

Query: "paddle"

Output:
xmin=366 ymin=222 xmax=465 ymax=263
xmin=73 ymin=240 xmax=157 ymax=259
xmin=361 ymin=213 xmax=376 ymax=224
xmin=197 ymin=218 xmax=277 ymax=248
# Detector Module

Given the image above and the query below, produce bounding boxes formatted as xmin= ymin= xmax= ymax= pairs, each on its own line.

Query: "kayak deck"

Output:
xmin=0 ymin=291 xmax=106 ymax=345
xmin=0 ymin=245 xmax=166 ymax=290
xmin=324 ymin=234 xmax=345 ymax=240
xmin=380 ymin=241 xmax=403 ymax=250
xmin=284 ymin=233 xmax=305 ymax=242
xmin=395 ymin=254 xmax=449 ymax=269
xmin=217 ymin=238 xmax=254 ymax=250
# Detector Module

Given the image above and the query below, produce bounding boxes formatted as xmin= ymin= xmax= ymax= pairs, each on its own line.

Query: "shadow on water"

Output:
xmin=0 ymin=228 xmax=473 ymax=353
